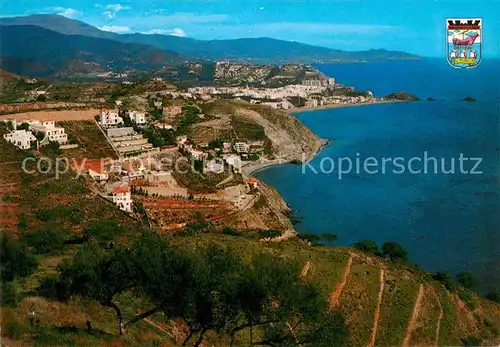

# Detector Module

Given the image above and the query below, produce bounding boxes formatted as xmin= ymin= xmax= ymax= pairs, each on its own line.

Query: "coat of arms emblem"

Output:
xmin=447 ymin=18 xmax=482 ymax=68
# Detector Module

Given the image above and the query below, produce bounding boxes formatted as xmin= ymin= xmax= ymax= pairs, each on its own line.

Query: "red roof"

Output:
xmin=112 ymin=186 xmax=130 ymax=194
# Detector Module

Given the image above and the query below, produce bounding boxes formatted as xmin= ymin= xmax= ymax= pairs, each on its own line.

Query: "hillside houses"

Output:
xmin=128 ymin=111 xmax=147 ymax=126
xmin=104 ymin=182 xmax=132 ymax=213
xmin=2 ymin=118 xmax=68 ymax=149
xmin=107 ymin=127 xmax=153 ymax=156
xmin=99 ymin=110 xmax=123 ymax=128
xmin=3 ymin=130 xmax=36 ymax=150
xmin=27 ymin=120 xmax=68 ymax=144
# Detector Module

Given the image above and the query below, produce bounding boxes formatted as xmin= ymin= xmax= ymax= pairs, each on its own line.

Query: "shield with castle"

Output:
xmin=447 ymin=18 xmax=482 ymax=69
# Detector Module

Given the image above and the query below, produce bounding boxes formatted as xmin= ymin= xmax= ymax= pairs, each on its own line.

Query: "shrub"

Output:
xmin=485 ymin=290 xmax=500 ymax=303
xmin=23 ymin=228 xmax=66 ymax=255
xmin=257 ymin=229 xmax=282 ymax=239
xmin=83 ymin=219 xmax=125 ymax=241
xmin=433 ymin=271 xmax=456 ymax=291
xmin=458 ymin=289 xmax=475 ymax=310
xmin=17 ymin=213 xmax=28 ymax=231
xmin=456 ymin=272 xmax=478 ymax=291
xmin=1 ymin=282 xmax=18 ymax=307
xmin=298 ymin=232 xmax=321 ymax=244
xmin=0 ymin=233 xmax=38 ymax=282
xmin=221 ymin=228 xmax=242 ymax=237
xmin=381 ymin=242 xmax=408 ymax=262
xmin=38 ymin=276 xmax=63 ymax=300
xmin=354 ymin=240 xmax=379 ymax=254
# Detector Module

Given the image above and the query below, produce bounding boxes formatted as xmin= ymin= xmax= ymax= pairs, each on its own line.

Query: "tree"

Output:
xmin=381 ymin=242 xmax=408 ymax=262
xmin=17 ymin=122 xmax=30 ymax=131
xmin=354 ymin=240 xmax=379 ymax=255
xmin=321 ymin=232 xmax=338 ymax=246
xmin=229 ymin=252 xmax=348 ymax=346
xmin=22 ymin=227 xmax=66 ymax=255
xmin=55 ymin=244 xmax=138 ymax=335
xmin=456 ymin=272 xmax=478 ymax=291
xmin=43 ymin=140 xmax=61 ymax=156
xmin=433 ymin=271 xmax=456 ymax=291
xmin=485 ymin=290 xmax=500 ymax=303
xmin=179 ymin=244 xmax=244 ymax=346
xmin=0 ymin=233 xmax=38 ymax=282
xmin=298 ymin=232 xmax=321 ymax=245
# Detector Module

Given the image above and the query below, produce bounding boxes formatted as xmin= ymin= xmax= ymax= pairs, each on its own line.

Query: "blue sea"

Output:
xmin=255 ymin=59 xmax=500 ymax=292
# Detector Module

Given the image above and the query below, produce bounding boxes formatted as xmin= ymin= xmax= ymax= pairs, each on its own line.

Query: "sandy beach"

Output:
xmin=242 ymin=138 xmax=330 ymax=176
xmin=291 ymin=99 xmax=404 ymax=113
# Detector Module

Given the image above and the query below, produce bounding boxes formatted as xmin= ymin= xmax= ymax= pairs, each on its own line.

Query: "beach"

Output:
xmin=242 ymin=138 xmax=331 ymax=176
xmin=291 ymin=99 xmax=404 ymax=113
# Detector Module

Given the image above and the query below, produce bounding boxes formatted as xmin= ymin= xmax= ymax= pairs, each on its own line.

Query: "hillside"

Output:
xmin=0 ymin=14 xmax=420 ymax=64
xmin=195 ymin=99 xmax=324 ymax=161
xmin=0 ymin=25 xmax=184 ymax=77
xmin=0 ymin=132 xmax=499 ymax=346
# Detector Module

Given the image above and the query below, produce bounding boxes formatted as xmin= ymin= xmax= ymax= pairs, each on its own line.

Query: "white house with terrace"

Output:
xmin=128 ymin=111 xmax=147 ymax=126
xmin=99 ymin=110 xmax=123 ymax=128
xmin=27 ymin=120 xmax=68 ymax=144
xmin=105 ymin=182 xmax=132 ymax=213
xmin=3 ymin=130 xmax=36 ymax=150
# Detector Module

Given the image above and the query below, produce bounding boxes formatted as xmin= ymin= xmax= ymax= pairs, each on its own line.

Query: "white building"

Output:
xmin=223 ymin=154 xmax=242 ymax=173
xmin=128 ymin=111 xmax=147 ymax=126
xmin=154 ymin=122 xmax=174 ymax=130
xmin=105 ymin=182 xmax=132 ymax=213
xmin=205 ymin=159 xmax=225 ymax=173
xmin=3 ymin=130 xmax=36 ymax=150
xmin=100 ymin=110 xmax=123 ymax=128
xmin=28 ymin=120 xmax=68 ymax=144
xmin=234 ymin=142 xmax=249 ymax=153
xmin=87 ymin=162 xmax=109 ymax=181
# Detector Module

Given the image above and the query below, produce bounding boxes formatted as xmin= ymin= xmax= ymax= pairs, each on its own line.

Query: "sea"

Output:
xmin=255 ymin=59 xmax=500 ymax=293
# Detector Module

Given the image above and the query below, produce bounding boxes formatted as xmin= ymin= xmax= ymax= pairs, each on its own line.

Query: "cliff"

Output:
xmin=195 ymin=99 xmax=323 ymax=162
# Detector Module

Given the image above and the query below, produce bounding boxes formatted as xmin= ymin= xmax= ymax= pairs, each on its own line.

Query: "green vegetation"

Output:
xmin=456 ymin=272 xmax=478 ymax=291
xmin=1 ymin=233 xmax=38 ymax=306
xmin=231 ymin=116 xmax=267 ymax=141
xmin=22 ymin=227 xmax=66 ymax=255
xmin=44 ymin=232 xmax=348 ymax=345
xmin=177 ymin=105 xmax=201 ymax=134
xmin=354 ymin=239 xmax=379 ymax=254
xmin=384 ymin=92 xmax=419 ymax=101
xmin=381 ymin=241 xmax=408 ymax=262
xmin=322 ymin=232 xmax=338 ymax=246
xmin=1 ymin=233 xmax=38 ymax=282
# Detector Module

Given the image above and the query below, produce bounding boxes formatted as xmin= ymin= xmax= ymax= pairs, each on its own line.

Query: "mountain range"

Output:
xmin=0 ymin=14 xmax=420 ymax=78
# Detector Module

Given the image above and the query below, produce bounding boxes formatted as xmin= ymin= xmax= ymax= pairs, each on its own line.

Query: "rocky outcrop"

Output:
xmin=212 ymin=181 xmax=296 ymax=236
xmin=236 ymin=103 xmax=323 ymax=161
xmin=194 ymin=99 xmax=323 ymax=162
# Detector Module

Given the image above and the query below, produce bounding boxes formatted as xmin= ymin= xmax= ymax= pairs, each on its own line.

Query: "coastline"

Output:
xmin=291 ymin=99 xmax=404 ymax=113
xmin=242 ymin=138 xmax=331 ymax=176
xmin=242 ymin=99 xmax=402 ymax=176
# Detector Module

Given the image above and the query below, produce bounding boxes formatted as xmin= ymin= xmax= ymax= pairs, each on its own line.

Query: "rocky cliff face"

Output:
xmin=194 ymin=99 xmax=323 ymax=162
xmin=212 ymin=181 xmax=296 ymax=237
xmin=236 ymin=103 xmax=323 ymax=161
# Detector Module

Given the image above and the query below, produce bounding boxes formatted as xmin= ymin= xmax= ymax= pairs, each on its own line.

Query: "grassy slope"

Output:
xmin=1 ymin=137 xmax=499 ymax=346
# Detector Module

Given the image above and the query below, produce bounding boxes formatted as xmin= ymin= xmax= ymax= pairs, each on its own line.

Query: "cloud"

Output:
xmin=102 ymin=3 xmax=130 ymax=19
xmin=51 ymin=7 xmax=79 ymax=18
xmin=142 ymin=28 xmax=187 ymax=37
xmin=98 ymin=25 xmax=131 ymax=33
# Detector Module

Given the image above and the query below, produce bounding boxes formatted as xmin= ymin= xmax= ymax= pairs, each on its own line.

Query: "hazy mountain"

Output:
xmin=0 ymin=14 xmax=420 ymax=64
xmin=0 ymin=25 xmax=184 ymax=77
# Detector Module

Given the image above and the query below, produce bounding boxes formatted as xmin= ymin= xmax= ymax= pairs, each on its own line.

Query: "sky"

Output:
xmin=1 ymin=0 xmax=499 ymax=57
